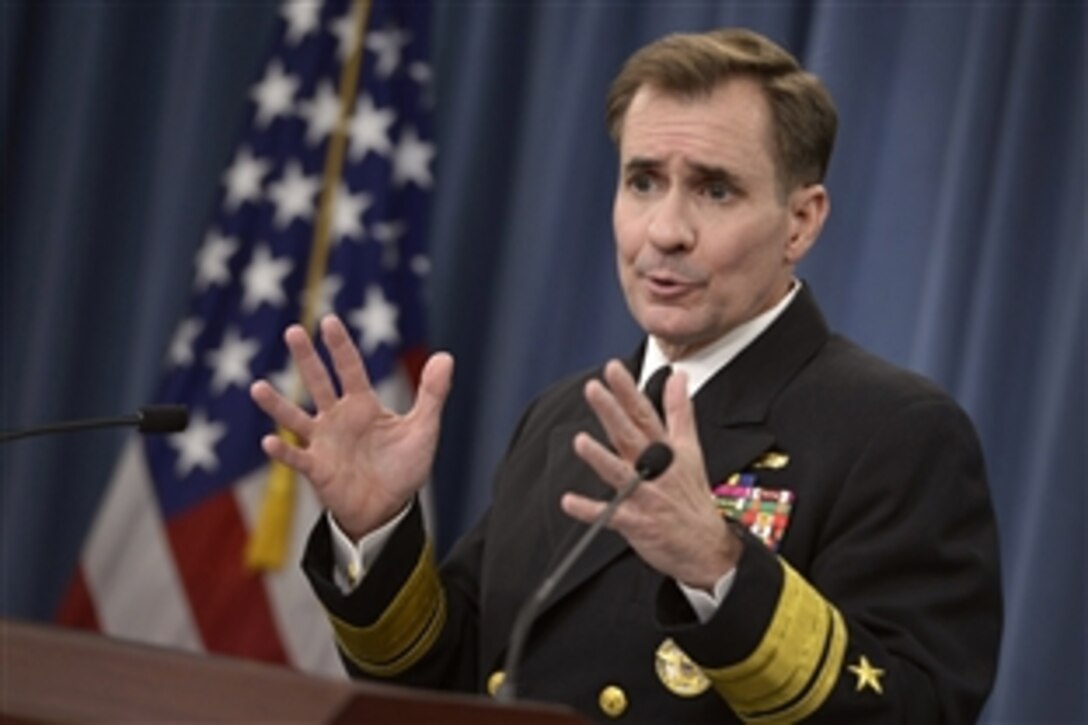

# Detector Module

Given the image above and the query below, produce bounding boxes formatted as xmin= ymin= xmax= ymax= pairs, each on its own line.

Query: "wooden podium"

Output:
xmin=1 ymin=618 xmax=586 ymax=723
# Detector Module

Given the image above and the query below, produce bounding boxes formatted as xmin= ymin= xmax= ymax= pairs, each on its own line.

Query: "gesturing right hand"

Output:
xmin=249 ymin=315 xmax=454 ymax=541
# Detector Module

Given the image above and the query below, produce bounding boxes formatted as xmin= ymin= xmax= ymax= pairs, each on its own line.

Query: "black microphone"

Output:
xmin=496 ymin=441 xmax=674 ymax=702
xmin=0 ymin=405 xmax=190 ymax=443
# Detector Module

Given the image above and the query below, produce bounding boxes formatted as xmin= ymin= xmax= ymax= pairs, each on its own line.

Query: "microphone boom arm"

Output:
xmin=496 ymin=441 xmax=673 ymax=702
xmin=0 ymin=405 xmax=189 ymax=443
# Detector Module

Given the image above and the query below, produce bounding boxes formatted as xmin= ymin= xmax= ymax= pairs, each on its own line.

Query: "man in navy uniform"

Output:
xmin=252 ymin=28 xmax=1001 ymax=723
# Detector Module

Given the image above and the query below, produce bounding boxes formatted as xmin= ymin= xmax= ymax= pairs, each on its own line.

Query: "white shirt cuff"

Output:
xmin=328 ymin=504 xmax=412 ymax=594
xmin=677 ymin=568 xmax=738 ymax=624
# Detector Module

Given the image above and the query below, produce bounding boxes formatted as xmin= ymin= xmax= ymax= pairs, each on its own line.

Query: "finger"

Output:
xmin=561 ymin=489 xmax=647 ymax=535
xmin=662 ymin=370 xmax=696 ymax=441
xmin=603 ymin=359 xmax=666 ymax=436
xmin=584 ymin=376 xmax=650 ymax=461
xmin=321 ymin=315 xmax=372 ymax=396
xmin=560 ymin=491 xmax=608 ymax=525
xmin=572 ymin=431 xmax=636 ymax=492
xmin=260 ymin=433 xmax=317 ymax=481
xmin=407 ymin=351 xmax=455 ymax=425
xmin=285 ymin=324 xmax=338 ymax=411
xmin=250 ymin=380 xmax=315 ymax=440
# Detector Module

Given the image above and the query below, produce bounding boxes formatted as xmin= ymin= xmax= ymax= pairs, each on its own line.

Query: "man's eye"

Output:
xmin=704 ymin=181 xmax=731 ymax=201
xmin=629 ymin=174 xmax=656 ymax=193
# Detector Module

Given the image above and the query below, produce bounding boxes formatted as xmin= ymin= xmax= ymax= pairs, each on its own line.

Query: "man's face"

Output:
xmin=613 ymin=79 xmax=820 ymax=360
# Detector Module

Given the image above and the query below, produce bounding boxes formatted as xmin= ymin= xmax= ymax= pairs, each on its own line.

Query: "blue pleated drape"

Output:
xmin=1 ymin=2 xmax=1083 ymax=722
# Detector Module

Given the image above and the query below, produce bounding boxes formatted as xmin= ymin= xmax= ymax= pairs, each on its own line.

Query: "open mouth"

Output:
xmin=645 ymin=272 xmax=696 ymax=299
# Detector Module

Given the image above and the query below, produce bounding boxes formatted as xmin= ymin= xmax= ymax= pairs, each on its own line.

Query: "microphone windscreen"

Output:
xmin=138 ymin=405 xmax=189 ymax=434
xmin=635 ymin=441 xmax=673 ymax=480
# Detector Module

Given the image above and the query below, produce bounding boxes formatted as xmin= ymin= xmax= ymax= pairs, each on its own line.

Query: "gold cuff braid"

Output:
xmin=703 ymin=559 xmax=846 ymax=723
xmin=326 ymin=539 xmax=447 ymax=676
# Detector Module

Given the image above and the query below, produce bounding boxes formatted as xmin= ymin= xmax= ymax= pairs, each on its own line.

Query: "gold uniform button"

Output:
xmin=598 ymin=685 xmax=628 ymax=718
xmin=486 ymin=670 xmax=505 ymax=697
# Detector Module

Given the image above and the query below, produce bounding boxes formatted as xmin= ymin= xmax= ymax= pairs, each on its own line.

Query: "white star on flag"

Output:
xmin=166 ymin=317 xmax=204 ymax=368
xmin=367 ymin=27 xmax=411 ymax=78
xmin=169 ymin=409 xmax=228 ymax=478
xmin=349 ymin=285 xmax=400 ymax=354
xmin=250 ymin=60 xmax=300 ymax=128
xmin=372 ymin=220 xmax=406 ymax=244
xmin=410 ymin=254 xmax=432 ymax=277
xmin=307 ymin=274 xmax=344 ymax=322
xmin=348 ymin=94 xmax=395 ymax=161
xmin=299 ymin=81 xmax=343 ymax=147
xmin=241 ymin=245 xmax=294 ymax=311
xmin=372 ymin=220 xmax=407 ymax=267
xmin=221 ymin=147 xmax=270 ymax=211
xmin=331 ymin=183 xmax=373 ymax=243
xmin=408 ymin=61 xmax=436 ymax=108
xmin=205 ymin=327 xmax=260 ymax=393
xmin=408 ymin=61 xmax=432 ymax=85
xmin=330 ymin=11 xmax=361 ymax=62
xmin=267 ymin=161 xmax=320 ymax=229
xmin=281 ymin=0 xmax=321 ymax=45
xmin=194 ymin=230 xmax=239 ymax=291
xmin=392 ymin=126 xmax=435 ymax=188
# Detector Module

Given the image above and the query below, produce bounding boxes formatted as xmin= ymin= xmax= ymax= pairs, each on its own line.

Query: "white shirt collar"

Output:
xmin=638 ymin=281 xmax=802 ymax=396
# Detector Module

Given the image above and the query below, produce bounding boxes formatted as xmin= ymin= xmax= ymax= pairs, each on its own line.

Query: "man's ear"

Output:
xmin=784 ymin=184 xmax=829 ymax=264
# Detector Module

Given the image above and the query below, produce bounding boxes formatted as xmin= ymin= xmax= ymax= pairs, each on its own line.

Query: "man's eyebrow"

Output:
xmin=622 ymin=157 xmax=660 ymax=174
xmin=687 ymin=161 xmax=743 ymax=188
xmin=622 ymin=157 xmax=744 ymax=187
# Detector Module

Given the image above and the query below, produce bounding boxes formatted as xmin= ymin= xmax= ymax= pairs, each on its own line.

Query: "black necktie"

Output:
xmin=643 ymin=365 xmax=672 ymax=421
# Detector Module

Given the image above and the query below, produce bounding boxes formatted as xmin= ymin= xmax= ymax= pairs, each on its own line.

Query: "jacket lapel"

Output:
xmin=693 ymin=285 xmax=829 ymax=483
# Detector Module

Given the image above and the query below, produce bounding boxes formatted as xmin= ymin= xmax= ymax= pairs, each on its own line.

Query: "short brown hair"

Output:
xmin=606 ymin=28 xmax=838 ymax=192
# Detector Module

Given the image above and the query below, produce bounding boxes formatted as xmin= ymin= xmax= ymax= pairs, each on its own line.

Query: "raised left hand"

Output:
xmin=561 ymin=360 xmax=742 ymax=591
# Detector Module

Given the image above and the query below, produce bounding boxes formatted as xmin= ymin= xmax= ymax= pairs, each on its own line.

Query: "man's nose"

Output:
xmin=646 ymin=189 xmax=695 ymax=251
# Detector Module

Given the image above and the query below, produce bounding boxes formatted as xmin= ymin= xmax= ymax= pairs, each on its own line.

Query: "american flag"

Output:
xmin=57 ymin=0 xmax=434 ymax=675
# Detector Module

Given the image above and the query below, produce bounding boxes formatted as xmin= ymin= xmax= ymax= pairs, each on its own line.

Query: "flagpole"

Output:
xmin=246 ymin=0 xmax=374 ymax=570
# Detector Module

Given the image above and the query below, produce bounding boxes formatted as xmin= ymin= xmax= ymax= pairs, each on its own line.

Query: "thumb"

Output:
xmin=410 ymin=351 xmax=455 ymax=424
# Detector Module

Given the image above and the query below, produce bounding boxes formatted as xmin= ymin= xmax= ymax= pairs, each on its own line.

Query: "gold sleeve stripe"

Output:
xmin=703 ymin=560 xmax=847 ymax=721
xmin=744 ymin=607 xmax=846 ymax=724
xmin=326 ymin=539 xmax=447 ymax=677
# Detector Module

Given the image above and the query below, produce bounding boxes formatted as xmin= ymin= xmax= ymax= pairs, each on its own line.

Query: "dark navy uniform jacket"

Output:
xmin=303 ymin=284 xmax=1002 ymax=723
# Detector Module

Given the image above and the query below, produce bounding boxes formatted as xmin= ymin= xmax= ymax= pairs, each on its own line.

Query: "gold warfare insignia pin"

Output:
xmin=655 ymin=638 xmax=710 ymax=697
xmin=752 ymin=450 xmax=790 ymax=470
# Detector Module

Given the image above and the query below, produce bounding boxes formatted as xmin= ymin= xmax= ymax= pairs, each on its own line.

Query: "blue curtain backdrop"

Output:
xmin=1 ymin=2 xmax=1083 ymax=723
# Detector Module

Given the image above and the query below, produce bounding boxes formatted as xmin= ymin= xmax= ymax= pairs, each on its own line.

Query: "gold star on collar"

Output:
xmin=848 ymin=655 xmax=885 ymax=695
